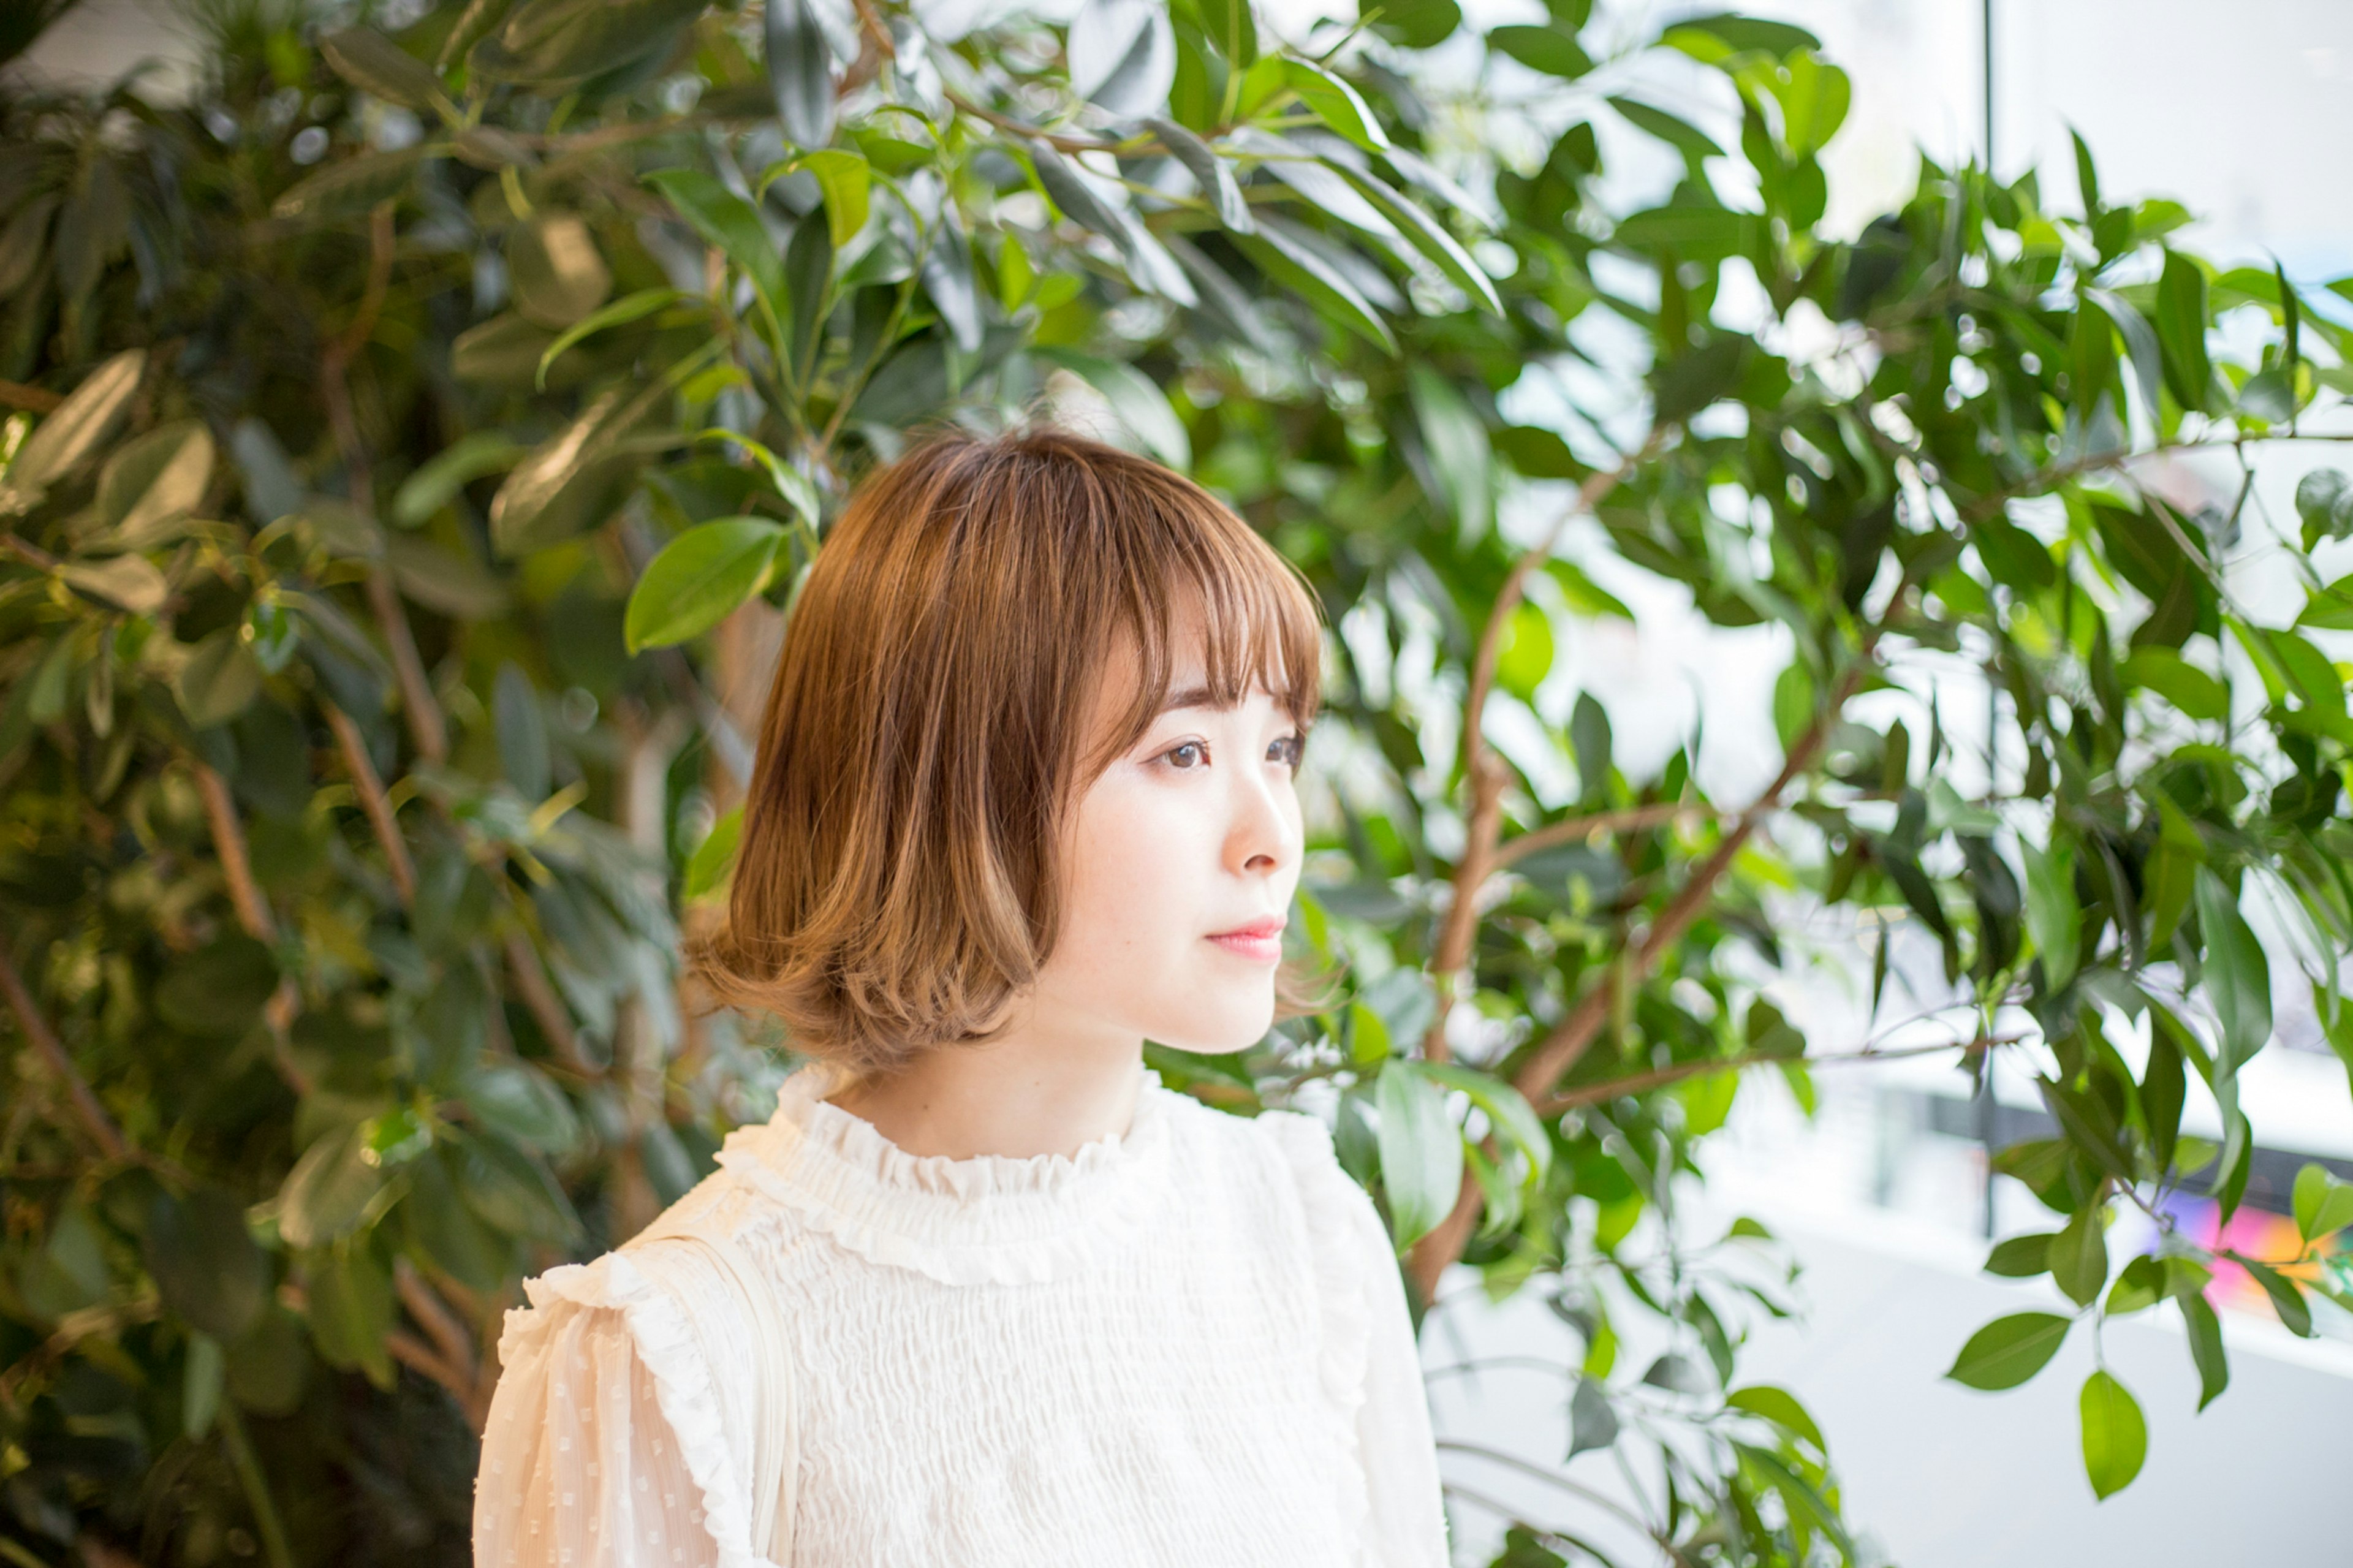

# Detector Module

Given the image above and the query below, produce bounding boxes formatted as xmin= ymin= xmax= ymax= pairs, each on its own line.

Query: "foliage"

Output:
xmin=3 ymin=0 xmax=2353 ymax=1564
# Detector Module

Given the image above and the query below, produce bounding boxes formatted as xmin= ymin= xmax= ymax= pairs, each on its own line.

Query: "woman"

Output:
xmin=471 ymin=429 xmax=1450 ymax=1566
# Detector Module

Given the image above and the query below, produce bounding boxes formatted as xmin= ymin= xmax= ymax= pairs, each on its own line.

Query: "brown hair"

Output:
xmin=696 ymin=426 xmax=1335 ymax=1077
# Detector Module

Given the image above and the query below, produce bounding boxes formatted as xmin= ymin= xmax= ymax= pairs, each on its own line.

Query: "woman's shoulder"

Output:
xmin=1149 ymin=1083 xmax=1376 ymax=1226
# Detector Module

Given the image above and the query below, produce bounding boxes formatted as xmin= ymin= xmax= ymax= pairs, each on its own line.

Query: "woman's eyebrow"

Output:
xmin=1155 ymin=683 xmax=1221 ymax=715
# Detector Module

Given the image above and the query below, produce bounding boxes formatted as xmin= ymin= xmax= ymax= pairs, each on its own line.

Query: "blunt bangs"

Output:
xmin=696 ymin=424 xmax=1335 ymax=1077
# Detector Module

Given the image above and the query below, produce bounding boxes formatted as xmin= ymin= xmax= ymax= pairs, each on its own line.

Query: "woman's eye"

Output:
xmin=1268 ymin=733 xmax=1305 ymax=770
xmin=1165 ymin=741 xmax=1207 ymax=770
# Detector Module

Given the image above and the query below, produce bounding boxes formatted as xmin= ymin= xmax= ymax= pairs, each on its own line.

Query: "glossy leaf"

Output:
xmin=1375 ymin=1061 xmax=1462 ymax=1247
xmin=2078 ymin=1371 xmax=2146 ymax=1500
xmin=624 ymin=516 xmax=787 ymax=653
xmin=1944 ymin=1312 xmax=2070 ymax=1391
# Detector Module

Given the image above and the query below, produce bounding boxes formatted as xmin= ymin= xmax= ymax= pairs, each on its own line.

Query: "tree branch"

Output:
xmin=191 ymin=758 xmax=278 ymax=944
xmin=324 ymin=702 xmax=415 ymax=906
xmin=0 ymin=378 xmax=63 ymax=413
xmin=504 ymin=930 xmax=593 ymax=1075
xmin=0 ymin=942 xmax=127 ymax=1161
xmin=1491 ymin=800 xmax=1725 ymax=870
xmin=1407 ymin=659 xmax=1868 ymax=1303
xmin=1420 ymin=443 xmax=1658 ymax=1064
xmin=1529 ymin=1031 xmax=2018 ymax=1117
xmin=319 ymin=201 xmax=448 ymax=764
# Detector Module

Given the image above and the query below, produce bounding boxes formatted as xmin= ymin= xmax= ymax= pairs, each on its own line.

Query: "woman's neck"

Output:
xmin=824 ymin=1006 xmax=1146 ymax=1161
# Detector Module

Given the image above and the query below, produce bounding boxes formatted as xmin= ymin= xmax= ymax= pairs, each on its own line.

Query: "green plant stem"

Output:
xmin=216 ymin=1403 xmax=295 ymax=1568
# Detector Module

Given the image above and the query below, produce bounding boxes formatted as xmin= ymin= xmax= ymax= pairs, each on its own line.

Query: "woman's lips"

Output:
xmin=1207 ymin=919 xmax=1285 ymax=963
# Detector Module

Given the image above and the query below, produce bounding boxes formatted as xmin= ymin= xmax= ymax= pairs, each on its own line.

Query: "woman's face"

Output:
xmin=1029 ymin=614 xmax=1307 ymax=1055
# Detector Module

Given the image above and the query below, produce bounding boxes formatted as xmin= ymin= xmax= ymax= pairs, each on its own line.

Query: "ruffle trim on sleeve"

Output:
xmin=711 ymin=1059 xmax=1176 ymax=1287
xmin=518 ymin=1252 xmax=779 ymax=1568
xmin=1256 ymin=1108 xmax=1379 ymax=1548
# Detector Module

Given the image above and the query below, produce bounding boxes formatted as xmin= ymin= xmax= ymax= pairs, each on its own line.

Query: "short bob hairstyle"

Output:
xmin=697 ymin=426 xmax=1334 ymax=1078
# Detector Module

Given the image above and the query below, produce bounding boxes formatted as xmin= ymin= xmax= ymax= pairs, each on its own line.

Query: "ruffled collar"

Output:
xmin=711 ymin=1058 xmax=1177 ymax=1286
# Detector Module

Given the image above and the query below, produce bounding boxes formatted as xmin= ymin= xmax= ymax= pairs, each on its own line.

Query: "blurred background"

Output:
xmin=10 ymin=3 xmax=2352 ymax=1565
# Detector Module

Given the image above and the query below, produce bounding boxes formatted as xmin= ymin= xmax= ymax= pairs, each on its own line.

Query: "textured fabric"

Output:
xmin=472 ymin=1060 xmax=1451 ymax=1567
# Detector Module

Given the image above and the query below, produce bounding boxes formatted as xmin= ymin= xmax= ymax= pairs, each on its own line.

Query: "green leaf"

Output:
xmin=154 ymin=936 xmax=278 ymax=1036
xmin=1369 ymin=0 xmax=1460 ymax=49
xmin=766 ymin=0 xmax=836 ymax=150
xmin=1493 ymin=602 xmax=1552 ymax=700
xmin=1282 ymin=59 xmax=1390 ymax=152
xmin=61 ymin=554 xmax=168 ymax=615
xmin=1662 ymin=13 xmax=1819 ymax=61
xmin=488 ymin=381 xmax=665 ymax=558
xmin=1944 ymin=1311 xmax=2070 ymax=1391
xmin=303 ymin=1242 xmax=393 ymax=1387
xmin=183 ymin=1331 xmax=225 ymax=1439
xmin=1490 ymin=23 xmax=1592 ymax=78
xmin=645 ymin=169 xmax=787 ymax=316
xmin=2155 ymin=249 xmax=2214 ymax=412
xmin=1610 ymin=97 xmax=1722 ymax=163
xmin=2234 ymin=1254 xmax=2313 ymax=1337
xmin=792 ymin=150 xmax=870 ymax=249
xmin=145 ymin=1187 xmax=270 ymax=1343
xmin=2173 ymin=1287 xmax=2229 ymax=1410
xmin=1408 ymin=366 xmax=1492 ymax=541
xmin=1982 ymin=1232 xmax=2058 ymax=1278
xmin=494 ymin=662 xmax=550 ymax=800
xmin=461 ymin=1064 xmax=582 ymax=1154
xmin=1771 ymin=51 xmax=1850 ymax=155
xmin=2022 ymin=836 xmax=2081 ymax=990
xmin=319 ymin=27 xmax=448 ymax=112
xmin=1725 ymin=1384 xmax=1825 ymax=1455
xmin=276 ymin=1124 xmax=389 ymax=1250
xmin=2118 ymin=648 xmax=2227 ymax=722
xmin=920 ymin=213 xmax=982 ymax=355
xmin=1189 ymin=0 xmax=1256 ymax=67
xmin=95 ymin=418 xmax=214 ymax=547
xmin=2047 ymin=1204 xmax=2110 ymax=1308
xmin=1033 ymin=349 xmax=1191 ymax=468
xmin=1420 ymin=1062 xmax=1552 ymax=1186
xmin=1566 ymin=1376 xmax=1617 ymax=1458
xmin=1233 ymin=220 xmax=1395 ymax=352
xmin=385 ymin=533 xmax=510 ymax=619
xmin=1339 ymin=169 xmax=1501 ymax=314
xmin=269 ymin=147 xmax=424 ymax=225
xmin=624 ymin=516 xmax=786 ymax=653
xmin=1145 ymin=117 xmax=1252 ymax=233
xmin=2293 ymin=1161 xmax=2353 ymax=1243
xmin=506 ymin=213 xmax=613 ymax=330
xmin=2294 ymin=469 xmax=2353 ymax=552
xmin=1375 ymin=1061 xmax=1463 ymax=1247
xmin=2078 ymin=1370 xmax=2146 ymax=1500
xmin=2104 ymin=1255 xmax=2165 ymax=1317
xmin=175 ymin=629 xmax=263 ymax=730
xmin=0 ymin=347 xmax=143 ymax=511
xmin=685 ymin=803 xmax=743 ymax=898
xmin=474 ymin=0 xmax=707 ymax=87
xmin=2193 ymin=867 xmax=2270 ymax=1073
xmin=1615 ymin=203 xmax=1754 ymax=262
xmin=391 ymin=433 xmax=528 ymax=526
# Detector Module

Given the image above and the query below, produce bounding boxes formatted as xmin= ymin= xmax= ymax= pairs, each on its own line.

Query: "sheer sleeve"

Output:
xmin=472 ymin=1286 xmax=720 ymax=1568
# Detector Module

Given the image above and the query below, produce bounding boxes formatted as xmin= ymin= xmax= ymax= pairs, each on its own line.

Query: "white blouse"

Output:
xmin=471 ymin=1059 xmax=1452 ymax=1567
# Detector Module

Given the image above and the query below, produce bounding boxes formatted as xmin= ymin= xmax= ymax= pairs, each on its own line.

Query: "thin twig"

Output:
xmin=1493 ymin=801 xmax=1726 ymax=870
xmin=319 ymin=202 xmax=448 ymax=763
xmin=216 ymin=1403 xmax=295 ymax=1568
xmin=324 ymin=702 xmax=415 ymax=905
xmin=504 ymin=930 xmax=593 ymax=1075
xmin=0 ymin=944 xmax=126 ymax=1161
xmin=1435 ymin=1438 xmax=1664 ymax=1538
xmin=0 ymin=379 xmax=62 ymax=413
xmin=191 ymin=758 xmax=278 ymax=943
xmin=1530 ymin=1032 xmax=2020 ymax=1117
